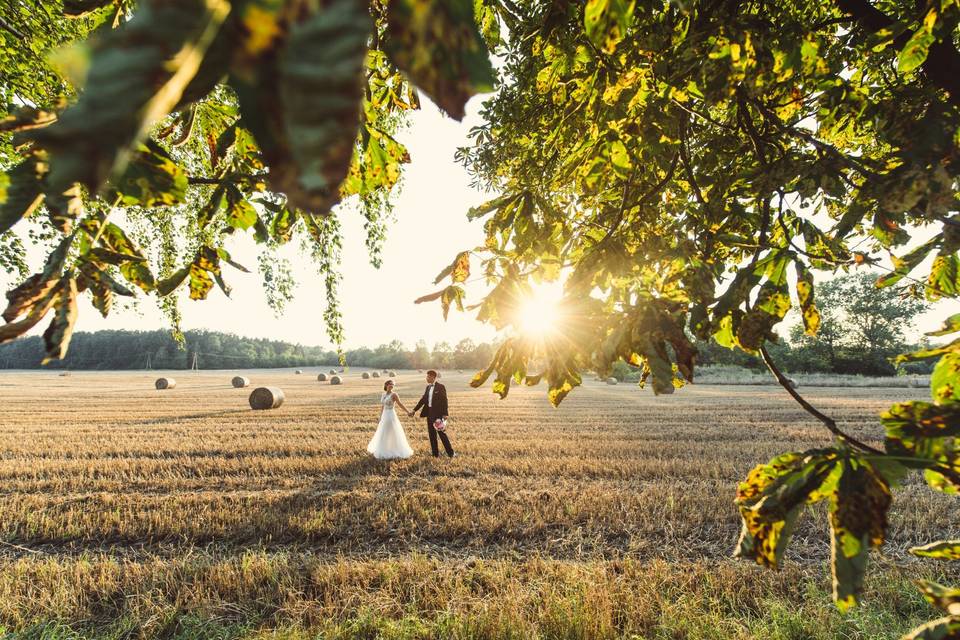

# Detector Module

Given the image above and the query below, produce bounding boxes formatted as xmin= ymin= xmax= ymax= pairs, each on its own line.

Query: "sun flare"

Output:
xmin=516 ymin=285 xmax=564 ymax=337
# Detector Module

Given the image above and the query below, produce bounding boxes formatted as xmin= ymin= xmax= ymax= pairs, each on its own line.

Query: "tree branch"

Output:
xmin=835 ymin=0 xmax=960 ymax=108
xmin=0 ymin=15 xmax=24 ymax=39
xmin=759 ymin=345 xmax=885 ymax=455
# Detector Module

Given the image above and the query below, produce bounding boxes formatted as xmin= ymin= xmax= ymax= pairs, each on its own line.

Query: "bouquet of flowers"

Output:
xmin=433 ymin=417 xmax=448 ymax=432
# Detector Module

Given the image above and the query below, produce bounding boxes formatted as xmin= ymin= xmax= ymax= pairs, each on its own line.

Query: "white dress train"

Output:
xmin=367 ymin=392 xmax=414 ymax=459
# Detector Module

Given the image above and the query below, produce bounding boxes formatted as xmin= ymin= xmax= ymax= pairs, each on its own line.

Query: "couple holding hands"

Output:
xmin=366 ymin=369 xmax=455 ymax=460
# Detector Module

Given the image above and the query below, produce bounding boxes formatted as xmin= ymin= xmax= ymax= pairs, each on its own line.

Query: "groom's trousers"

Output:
xmin=426 ymin=418 xmax=454 ymax=457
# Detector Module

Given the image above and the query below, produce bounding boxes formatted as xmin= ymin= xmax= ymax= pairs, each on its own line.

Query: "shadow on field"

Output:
xmin=127 ymin=409 xmax=250 ymax=427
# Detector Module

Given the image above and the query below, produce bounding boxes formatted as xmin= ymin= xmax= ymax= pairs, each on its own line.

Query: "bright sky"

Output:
xmin=2 ymin=96 xmax=956 ymax=350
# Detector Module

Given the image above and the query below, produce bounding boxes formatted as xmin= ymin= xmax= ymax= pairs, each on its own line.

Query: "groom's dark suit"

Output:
xmin=412 ymin=381 xmax=454 ymax=457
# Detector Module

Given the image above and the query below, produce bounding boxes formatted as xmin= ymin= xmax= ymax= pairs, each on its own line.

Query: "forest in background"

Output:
xmin=0 ymin=273 xmax=935 ymax=375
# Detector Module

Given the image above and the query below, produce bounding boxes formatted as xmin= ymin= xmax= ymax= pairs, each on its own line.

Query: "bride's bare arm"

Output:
xmin=392 ymin=392 xmax=410 ymax=414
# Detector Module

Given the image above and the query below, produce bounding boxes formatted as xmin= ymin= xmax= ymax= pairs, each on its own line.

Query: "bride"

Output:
xmin=367 ymin=379 xmax=414 ymax=459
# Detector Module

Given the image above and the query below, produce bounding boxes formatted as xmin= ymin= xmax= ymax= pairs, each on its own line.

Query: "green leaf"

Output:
xmin=795 ymin=261 xmax=820 ymax=336
xmin=107 ymin=138 xmax=188 ymax=207
xmin=386 ymin=0 xmax=496 ymax=120
xmin=876 ymin=237 xmax=938 ymax=288
xmin=224 ymin=186 xmax=258 ymax=230
xmin=911 ymin=540 xmax=960 ymax=561
xmin=0 ymin=153 xmax=47 ymax=235
xmin=28 ymin=0 xmax=230 ymax=224
xmin=734 ymin=449 xmax=839 ymax=569
xmin=585 ymin=0 xmax=635 ymax=54
xmin=883 ymin=401 xmax=960 ymax=494
xmin=902 ymin=616 xmax=960 ymax=640
xmin=897 ymin=9 xmax=938 ymax=74
xmin=828 ymin=458 xmax=891 ymax=612
xmin=188 ymin=262 xmax=215 ymax=300
xmin=928 ymin=313 xmax=960 ymax=337
xmin=156 ymin=266 xmax=190 ymax=297
xmin=931 ymin=352 xmax=960 ymax=405
xmin=275 ymin=0 xmax=370 ymax=214
xmin=916 ymin=580 xmax=960 ymax=616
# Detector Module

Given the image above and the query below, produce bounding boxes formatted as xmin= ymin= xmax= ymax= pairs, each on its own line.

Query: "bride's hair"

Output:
xmin=383 ymin=380 xmax=393 ymax=391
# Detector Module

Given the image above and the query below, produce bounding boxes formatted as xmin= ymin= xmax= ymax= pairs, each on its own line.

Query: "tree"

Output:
xmin=2 ymin=0 xmax=958 ymax=635
xmin=420 ymin=0 xmax=960 ymax=631
xmin=0 ymin=0 xmax=495 ymax=360
xmin=790 ymin=272 xmax=929 ymax=374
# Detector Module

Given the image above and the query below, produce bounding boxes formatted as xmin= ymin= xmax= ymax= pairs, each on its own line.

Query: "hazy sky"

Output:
xmin=2 ymin=96 xmax=956 ymax=350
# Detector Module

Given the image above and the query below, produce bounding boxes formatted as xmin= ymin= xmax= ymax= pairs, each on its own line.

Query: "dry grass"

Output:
xmin=0 ymin=369 xmax=955 ymax=639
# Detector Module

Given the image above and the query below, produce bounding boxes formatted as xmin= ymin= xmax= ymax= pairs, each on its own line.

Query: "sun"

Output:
xmin=516 ymin=284 xmax=563 ymax=337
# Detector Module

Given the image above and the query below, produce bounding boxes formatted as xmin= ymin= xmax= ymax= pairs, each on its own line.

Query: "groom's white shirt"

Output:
xmin=427 ymin=383 xmax=434 ymax=408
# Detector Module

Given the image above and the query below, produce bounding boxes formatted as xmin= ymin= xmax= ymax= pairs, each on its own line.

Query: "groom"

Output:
xmin=410 ymin=370 xmax=455 ymax=457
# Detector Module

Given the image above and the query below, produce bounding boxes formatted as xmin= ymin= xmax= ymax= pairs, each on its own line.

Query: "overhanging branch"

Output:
xmin=835 ymin=0 xmax=960 ymax=108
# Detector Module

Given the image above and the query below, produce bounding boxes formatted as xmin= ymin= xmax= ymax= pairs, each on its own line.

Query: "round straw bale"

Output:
xmin=329 ymin=369 xmax=336 ymax=375
xmin=59 ymin=371 xmax=70 ymax=377
xmin=317 ymin=373 xmax=327 ymax=382
xmin=606 ymin=377 xmax=618 ymax=385
xmin=155 ymin=377 xmax=176 ymax=390
xmin=362 ymin=372 xmax=370 ymax=379
xmin=330 ymin=375 xmax=342 ymax=385
xmin=232 ymin=376 xmax=250 ymax=388
xmin=372 ymin=371 xmax=381 ymax=378
xmin=295 ymin=369 xmax=302 ymax=375
xmin=382 ymin=369 xmax=389 ymax=374
xmin=388 ymin=371 xmax=397 ymax=377
xmin=249 ymin=386 xmax=284 ymax=410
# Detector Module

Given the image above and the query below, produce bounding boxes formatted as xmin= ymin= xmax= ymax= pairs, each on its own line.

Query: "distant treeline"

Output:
xmin=0 ymin=330 xmax=497 ymax=371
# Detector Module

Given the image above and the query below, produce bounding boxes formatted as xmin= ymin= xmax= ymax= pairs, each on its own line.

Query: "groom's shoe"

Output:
xmin=448 ymin=452 xmax=457 ymax=458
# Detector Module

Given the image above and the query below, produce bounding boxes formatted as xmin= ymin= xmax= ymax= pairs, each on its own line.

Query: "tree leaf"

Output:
xmin=883 ymin=401 xmax=960 ymax=495
xmin=931 ymin=352 xmax=960 ymax=405
xmin=28 ymin=0 xmax=230 ymax=224
xmin=911 ymin=540 xmax=960 ymax=561
xmin=585 ymin=0 xmax=635 ymax=54
xmin=795 ymin=260 xmax=820 ymax=336
xmin=828 ymin=458 xmax=891 ymax=611
xmin=230 ymin=0 xmax=370 ymax=216
xmin=385 ymin=0 xmax=495 ymax=120
xmin=0 ymin=153 xmax=47 ymax=235
xmin=902 ymin=615 xmax=960 ymax=640
xmin=155 ymin=266 xmax=190 ymax=297
xmin=41 ymin=277 xmax=79 ymax=364
xmin=916 ymin=580 xmax=960 ymax=616
xmin=107 ymin=138 xmax=188 ymax=207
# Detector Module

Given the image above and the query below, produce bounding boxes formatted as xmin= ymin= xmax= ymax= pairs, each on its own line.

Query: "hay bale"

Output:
xmin=382 ymin=369 xmax=389 ymax=374
xmin=330 ymin=375 xmax=342 ymax=385
xmin=418 ymin=369 xmax=423 ymax=373
xmin=249 ymin=386 xmax=284 ymax=410
xmin=458 ymin=369 xmax=464 ymax=373
xmin=362 ymin=372 xmax=370 ymax=379
xmin=155 ymin=377 xmax=176 ymax=390
xmin=388 ymin=371 xmax=397 ymax=377
xmin=606 ymin=377 xmax=618 ymax=385
xmin=372 ymin=371 xmax=381 ymax=378
xmin=231 ymin=376 xmax=250 ymax=388
xmin=59 ymin=371 xmax=70 ymax=377
xmin=295 ymin=369 xmax=303 ymax=375
xmin=329 ymin=369 xmax=336 ymax=375
xmin=317 ymin=373 xmax=327 ymax=382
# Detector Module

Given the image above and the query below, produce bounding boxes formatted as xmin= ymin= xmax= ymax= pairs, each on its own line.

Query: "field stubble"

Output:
xmin=0 ymin=369 xmax=956 ymax=638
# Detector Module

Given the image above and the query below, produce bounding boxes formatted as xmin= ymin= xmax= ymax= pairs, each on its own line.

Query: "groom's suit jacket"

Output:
xmin=413 ymin=382 xmax=448 ymax=419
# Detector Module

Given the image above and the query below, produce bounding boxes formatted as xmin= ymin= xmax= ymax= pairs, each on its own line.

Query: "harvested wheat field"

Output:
xmin=0 ymin=369 xmax=956 ymax=639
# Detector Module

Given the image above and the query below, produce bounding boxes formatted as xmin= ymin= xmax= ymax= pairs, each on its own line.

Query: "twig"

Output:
xmin=0 ymin=539 xmax=46 ymax=555
xmin=0 ymin=15 xmax=24 ymax=39
xmin=759 ymin=345 xmax=885 ymax=455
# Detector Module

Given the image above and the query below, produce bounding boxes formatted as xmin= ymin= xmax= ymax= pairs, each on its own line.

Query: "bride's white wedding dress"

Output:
xmin=367 ymin=392 xmax=414 ymax=459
